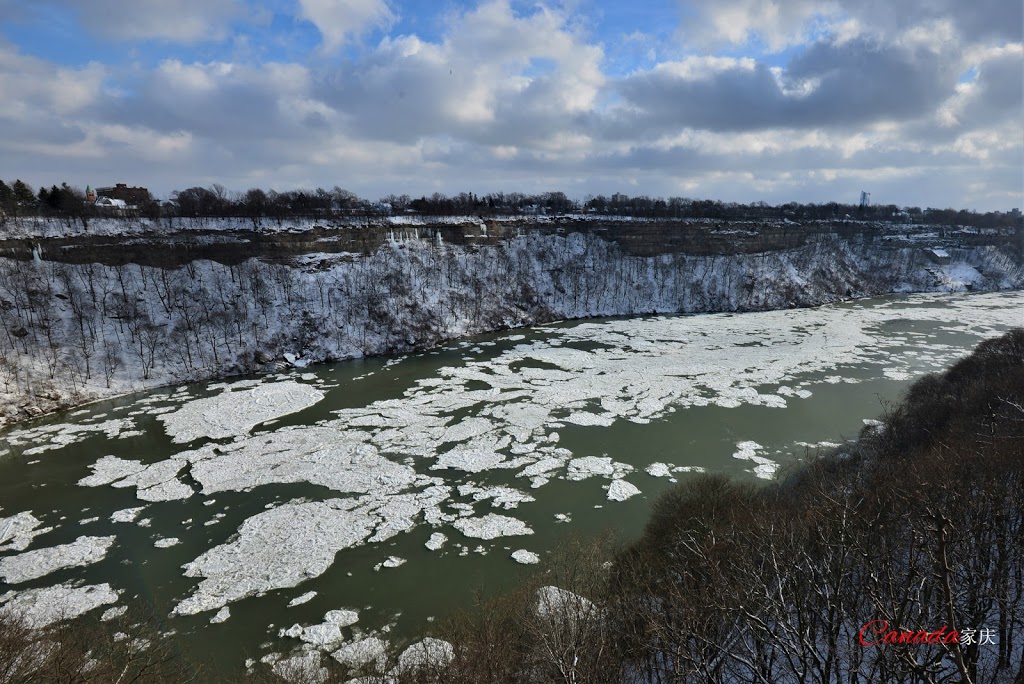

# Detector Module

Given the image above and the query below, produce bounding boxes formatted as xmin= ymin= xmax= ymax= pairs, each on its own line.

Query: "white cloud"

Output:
xmin=298 ymin=0 xmax=394 ymax=52
xmin=60 ymin=0 xmax=245 ymax=42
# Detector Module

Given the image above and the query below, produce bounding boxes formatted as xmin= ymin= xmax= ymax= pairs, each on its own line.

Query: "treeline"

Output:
xmin=426 ymin=329 xmax=1024 ymax=683
xmin=2 ymin=178 xmax=1021 ymax=229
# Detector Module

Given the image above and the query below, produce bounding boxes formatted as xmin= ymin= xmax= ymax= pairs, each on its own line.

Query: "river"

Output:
xmin=0 ymin=290 xmax=1021 ymax=673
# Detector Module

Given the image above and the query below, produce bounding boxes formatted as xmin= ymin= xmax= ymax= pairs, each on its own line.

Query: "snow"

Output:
xmin=0 ymin=582 xmax=120 ymax=628
xmin=0 ymin=535 xmax=116 ymax=584
xmin=453 ymin=514 xmax=534 ymax=540
xmin=606 ymin=479 xmax=641 ymax=501
xmin=511 ymin=549 xmax=540 ymax=564
xmin=0 ymin=512 xmax=53 ymax=552
xmin=158 ymin=381 xmax=324 ymax=443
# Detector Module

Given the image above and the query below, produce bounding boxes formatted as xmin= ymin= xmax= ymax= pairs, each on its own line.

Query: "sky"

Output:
xmin=0 ymin=0 xmax=1021 ymax=210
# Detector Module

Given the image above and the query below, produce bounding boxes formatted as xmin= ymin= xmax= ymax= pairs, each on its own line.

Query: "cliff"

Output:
xmin=0 ymin=217 xmax=1021 ymax=427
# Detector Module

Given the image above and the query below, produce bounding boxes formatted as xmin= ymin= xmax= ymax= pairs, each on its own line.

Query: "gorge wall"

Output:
xmin=0 ymin=217 xmax=1021 ymax=426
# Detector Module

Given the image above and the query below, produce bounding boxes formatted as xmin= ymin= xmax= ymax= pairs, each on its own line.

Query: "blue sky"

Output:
xmin=0 ymin=0 xmax=1021 ymax=209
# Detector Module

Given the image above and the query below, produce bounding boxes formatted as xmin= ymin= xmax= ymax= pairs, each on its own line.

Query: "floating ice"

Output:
xmin=173 ymin=500 xmax=377 ymax=616
xmin=453 ymin=514 xmax=534 ymax=540
xmin=0 ymin=582 xmax=120 ymax=628
xmin=645 ymin=463 xmax=671 ymax=477
xmin=324 ymin=609 xmax=359 ymax=626
xmin=731 ymin=441 xmax=779 ymax=480
xmin=101 ymin=605 xmax=127 ymax=621
xmin=0 ymin=535 xmax=116 ymax=584
xmin=425 ymin=532 xmax=447 ymax=551
xmin=566 ymin=456 xmax=632 ymax=481
xmin=0 ymin=511 xmax=52 ymax=552
xmin=382 ymin=556 xmax=406 ymax=568
xmin=535 ymin=586 xmax=596 ymax=620
xmin=158 ymin=380 xmax=324 ymax=443
xmin=184 ymin=427 xmax=420 ymax=497
xmin=331 ymin=637 xmax=387 ymax=668
xmin=111 ymin=507 xmax=146 ymax=523
xmin=288 ymin=591 xmax=318 ymax=607
xmin=210 ymin=607 xmax=230 ymax=624
xmin=511 ymin=549 xmax=540 ymax=564
xmin=397 ymin=637 xmax=455 ymax=671
xmin=154 ymin=537 xmax=180 ymax=548
xmin=606 ymin=480 xmax=641 ymax=502
xmin=271 ymin=652 xmax=327 ymax=684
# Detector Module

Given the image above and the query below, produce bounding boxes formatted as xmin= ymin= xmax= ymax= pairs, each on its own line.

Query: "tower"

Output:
xmin=860 ymin=191 xmax=870 ymax=208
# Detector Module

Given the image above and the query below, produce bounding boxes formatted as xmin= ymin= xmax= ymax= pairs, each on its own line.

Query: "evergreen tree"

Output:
xmin=0 ymin=180 xmax=12 ymax=215
xmin=12 ymin=179 xmax=36 ymax=212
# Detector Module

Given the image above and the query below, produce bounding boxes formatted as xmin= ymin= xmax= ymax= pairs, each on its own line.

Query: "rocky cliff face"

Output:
xmin=0 ymin=219 xmax=1021 ymax=426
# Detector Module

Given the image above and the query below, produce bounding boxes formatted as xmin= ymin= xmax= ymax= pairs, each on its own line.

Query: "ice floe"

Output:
xmin=731 ymin=441 xmax=779 ymax=480
xmin=154 ymin=537 xmax=180 ymax=548
xmin=210 ymin=607 xmax=230 ymax=624
xmin=0 ymin=582 xmax=120 ymax=628
xmin=288 ymin=591 xmax=318 ymax=607
xmin=511 ymin=549 xmax=540 ymax=564
xmin=397 ymin=637 xmax=455 ymax=671
xmin=158 ymin=380 xmax=324 ymax=443
xmin=453 ymin=514 xmax=534 ymax=540
xmin=0 ymin=535 xmax=116 ymax=583
xmin=332 ymin=637 xmax=387 ymax=668
xmin=425 ymin=532 xmax=447 ymax=551
xmin=606 ymin=480 xmax=641 ymax=501
xmin=111 ymin=506 xmax=146 ymax=523
xmin=566 ymin=456 xmax=633 ymax=481
xmin=0 ymin=511 xmax=52 ymax=552
xmin=173 ymin=499 xmax=377 ymax=616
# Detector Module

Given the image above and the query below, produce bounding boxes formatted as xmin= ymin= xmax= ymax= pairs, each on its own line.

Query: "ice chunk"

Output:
xmin=606 ymin=479 xmax=641 ymax=502
xmin=158 ymin=380 xmax=324 ymax=442
xmin=453 ymin=514 xmax=533 ymax=540
xmin=511 ymin=549 xmax=540 ymax=564
xmin=0 ymin=535 xmax=116 ymax=584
